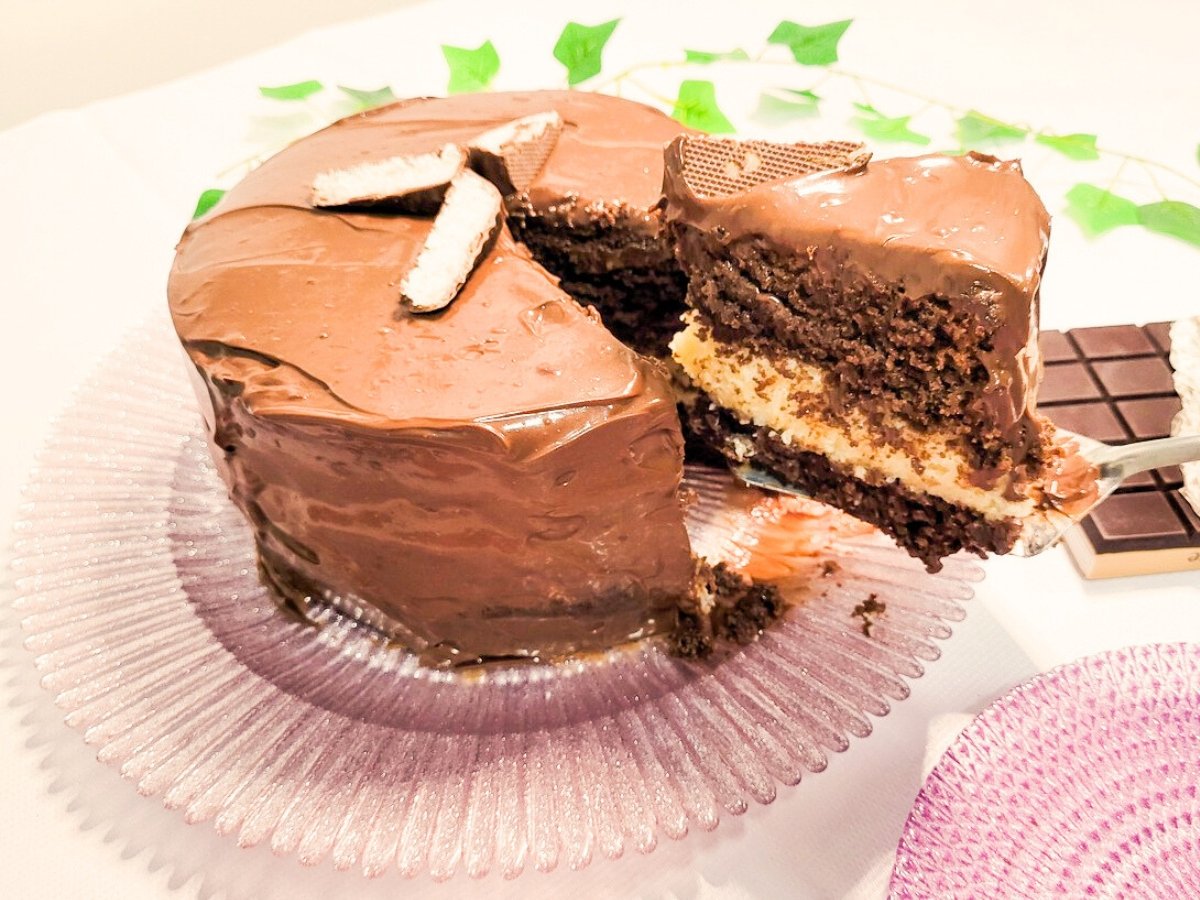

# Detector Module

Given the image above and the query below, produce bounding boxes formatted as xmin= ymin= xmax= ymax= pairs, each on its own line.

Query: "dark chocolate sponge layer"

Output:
xmin=508 ymin=211 xmax=688 ymax=356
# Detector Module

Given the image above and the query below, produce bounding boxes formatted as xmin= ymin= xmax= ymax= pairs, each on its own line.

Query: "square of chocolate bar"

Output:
xmin=1117 ymin=397 xmax=1183 ymax=441
xmin=1044 ymin=401 xmax=1129 ymax=444
xmin=1091 ymin=357 xmax=1176 ymax=398
xmin=1040 ymin=362 xmax=1101 ymax=404
xmin=1039 ymin=329 xmax=1078 ymax=363
xmin=1069 ymin=324 xmax=1157 ymax=359
xmin=1041 ymin=322 xmax=1200 ymax=579
xmin=1083 ymin=492 xmax=1189 ymax=553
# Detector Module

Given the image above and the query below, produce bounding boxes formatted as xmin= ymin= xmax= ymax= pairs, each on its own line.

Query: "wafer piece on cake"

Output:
xmin=310 ymin=143 xmax=466 ymax=211
xmin=662 ymin=135 xmax=1061 ymax=570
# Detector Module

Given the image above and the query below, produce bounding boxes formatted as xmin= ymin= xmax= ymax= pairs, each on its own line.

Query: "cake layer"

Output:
xmin=170 ymin=92 xmax=700 ymax=665
xmin=506 ymin=215 xmax=688 ymax=355
xmin=662 ymin=141 xmax=1052 ymax=471
xmin=672 ymin=315 xmax=1034 ymax=521
xmin=689 ymin=404 xmax=1023 ymax=569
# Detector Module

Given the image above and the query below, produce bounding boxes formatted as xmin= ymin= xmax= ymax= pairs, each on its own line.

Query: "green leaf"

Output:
xmin=851 ymin=103 xmax=931 ymax=145
xmin=672 ymin=80 xmax=735 ymax=133
xmin=787 ymin=88 xmax=820 ymax=102
xmin=259 ymin=80 xmax=324 ymax=101
xmin=1063 ymin=183 xmax=1139 ymax=237
xmin=192 ymin=188 xmax=225 ymax=220
xmin=685 ymin=48 xmax=751 ymax=64
xmin=1035 ymin=132 xmax=1099 ymax=160
xmin=956 ymin=110 xmax=1028 ymax=147
xmin=338 ymin=85 xmax=397 ymax=110
xmin=753 ymin=88 xmax=821 ymax=122
xmin=553 ymin=19 xmax=620 ymax=85
xmin=767 ymin=19 xmax=853 ymax=66
xmin=1137 ymin=200 xmax=1200 ymax=247
xmin=442 ymin=40 xmax=500 ymax=93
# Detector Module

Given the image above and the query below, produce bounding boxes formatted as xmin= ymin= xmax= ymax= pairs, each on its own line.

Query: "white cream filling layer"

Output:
xmin=671 ymin=314 xmax=1035 ymax=522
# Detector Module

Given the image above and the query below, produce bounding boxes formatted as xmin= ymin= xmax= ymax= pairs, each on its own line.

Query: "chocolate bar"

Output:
xmin=1040 ymin=323 xmax=1200 ymax=578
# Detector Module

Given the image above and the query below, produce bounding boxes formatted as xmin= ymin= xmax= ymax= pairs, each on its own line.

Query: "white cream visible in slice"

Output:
xmin=311 ymin=143 xmax=466 ymax=209
xmin=671 ymin=313 xmax=1035 ymax=521
xmin=399 ymin=169 xmax=503 ymax=313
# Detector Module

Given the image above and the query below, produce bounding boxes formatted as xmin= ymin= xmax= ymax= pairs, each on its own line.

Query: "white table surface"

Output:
xmin=2 ymin=1 xmax=1198 ymax=897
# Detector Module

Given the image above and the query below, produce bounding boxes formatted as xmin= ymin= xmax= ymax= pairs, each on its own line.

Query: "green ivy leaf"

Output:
xmin=753 ymin=88 xmax=821 ymax=122
xmin=672 ymin=80 xmax=735 ymax=133
xmin=259 ymin=80 xmax=324 ymax=101
xmin=1063 ymin=183 xmax=1139 ymax=237
xmin=192 ymin=188 xmax=225 ymax=219
xmin=338 ymin=85 xmax=397 ymax=110
xmin=553 ymin=19 xmax=620 ymax=85
xmin=851 ymin=102 xmax=931 ymax=145
xmin=1035 ymin=132 xmax=1099 ymax=161
xmin=685 ymin=48 xmax=751 ymax=63
xmin=956 ymin=110 xmax=1028 ymax=147
xmin=442 ymin=40 xmax=500 ymax=93
xmin=767 ymin=19 xmax=853 ymax=66
xmin=1137 ymin=200 xmax=1200 ymax=247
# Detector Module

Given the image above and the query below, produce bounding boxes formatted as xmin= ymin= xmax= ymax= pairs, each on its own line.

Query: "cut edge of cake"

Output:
xmin=661 ymin=134 xmax=1070 ymax=571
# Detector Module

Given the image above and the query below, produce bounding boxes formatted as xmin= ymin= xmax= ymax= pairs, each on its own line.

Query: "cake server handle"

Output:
xmin=1086 ymin=433 xmax=1200 ymax=482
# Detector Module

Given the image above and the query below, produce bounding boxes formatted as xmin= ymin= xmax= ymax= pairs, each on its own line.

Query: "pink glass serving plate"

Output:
xmin=11 ymin=318 xmax=983 ymax=881
xmin=890 ymin=642 xmax=1200 ymax=898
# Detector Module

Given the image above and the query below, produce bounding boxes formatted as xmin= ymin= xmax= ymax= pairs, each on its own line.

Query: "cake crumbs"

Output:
xmin=851 ymin=593 xmax=886 ymax=637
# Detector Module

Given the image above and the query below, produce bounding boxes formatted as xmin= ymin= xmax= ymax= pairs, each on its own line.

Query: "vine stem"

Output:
xmin=1096 ymin=148 xmax=1200 ymax=193
xmin=590 ymin=51 xmax=1200 ymax=196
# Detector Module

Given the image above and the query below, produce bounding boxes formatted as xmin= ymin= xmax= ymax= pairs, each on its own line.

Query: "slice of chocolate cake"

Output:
xmin=661 ymin=136 xmax=1060 ymax=570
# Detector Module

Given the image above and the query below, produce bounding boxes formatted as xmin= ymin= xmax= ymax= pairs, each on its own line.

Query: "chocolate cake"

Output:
xmin=661 ymin=136 xmax=1061 ymax=570
xmin=169 ymin=92 xmax=716 ymax=667
xmin=170 ymin=92 xmax=1071 ymax=664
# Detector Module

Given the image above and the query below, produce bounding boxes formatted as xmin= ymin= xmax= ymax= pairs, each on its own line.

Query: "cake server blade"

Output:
xmin=734 ymin=430 xmax=1200 ymax=558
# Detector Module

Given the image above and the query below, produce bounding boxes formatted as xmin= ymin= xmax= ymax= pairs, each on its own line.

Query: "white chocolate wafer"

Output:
xmin=399 ymin=169 xmax=503 ymax=314
xmin=311 ymin=143 xmax=466 ymax=211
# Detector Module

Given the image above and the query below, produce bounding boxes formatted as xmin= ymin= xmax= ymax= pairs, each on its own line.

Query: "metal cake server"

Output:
xmin=734 ymin=430 xmax=1200 ymax=558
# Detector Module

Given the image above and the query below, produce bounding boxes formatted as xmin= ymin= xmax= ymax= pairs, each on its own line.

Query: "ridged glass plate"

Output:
xmin=890 ymin=642 xmax=1200 ymax=898
xmin=11 ymin=318 xmax=982 ymax=881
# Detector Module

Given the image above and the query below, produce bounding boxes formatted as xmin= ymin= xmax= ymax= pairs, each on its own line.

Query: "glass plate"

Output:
xmin=12 ymin=318 xmax=982 ymax=880
xmin=890 ymin=642 xmax=1200 ymax=898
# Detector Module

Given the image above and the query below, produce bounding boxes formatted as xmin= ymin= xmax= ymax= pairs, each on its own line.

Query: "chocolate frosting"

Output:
xmin=169 ymin=92 xmax=696 ymax=665
xmin=662 ymin=141 xmax=1052 ymax=454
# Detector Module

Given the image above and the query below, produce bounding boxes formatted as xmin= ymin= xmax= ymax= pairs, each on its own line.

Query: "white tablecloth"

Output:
xmin=2 ymin=1 xmax=1197 ymax=896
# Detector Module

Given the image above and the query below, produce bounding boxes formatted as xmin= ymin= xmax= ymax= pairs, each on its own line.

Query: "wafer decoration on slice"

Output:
xmin=399 ymin=169 xmax=503 ymax=314
xmin=311 ymin=143 xmax=467 ymax=211
xmin=664 ymin=135 xmax=871 ymax=198
xmin=468 ymin=111 xmax=564 ymax=195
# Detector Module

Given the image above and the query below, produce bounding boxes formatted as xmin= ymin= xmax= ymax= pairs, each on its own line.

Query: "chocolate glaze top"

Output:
xmin=202 ymin=90 xmax=683 ymax=231
xmin=662 ymin=143 xmax=1052 ymax=450
xmin=172 ymin=91 xmax=685 ymax=431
